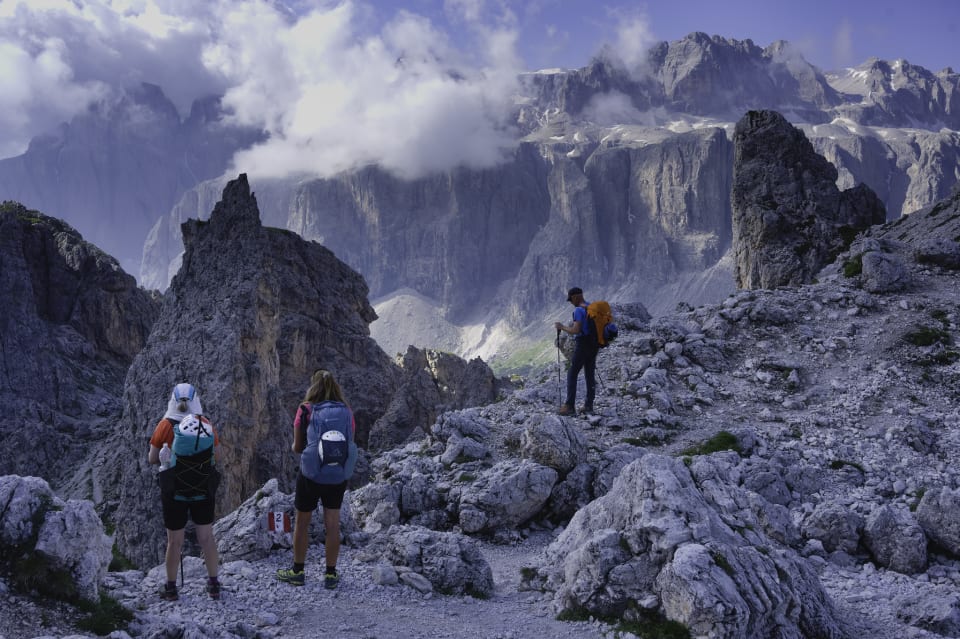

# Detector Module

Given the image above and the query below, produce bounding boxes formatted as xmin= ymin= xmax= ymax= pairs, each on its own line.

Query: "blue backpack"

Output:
xmin=299 ymin=401 xmax=356 ymax=484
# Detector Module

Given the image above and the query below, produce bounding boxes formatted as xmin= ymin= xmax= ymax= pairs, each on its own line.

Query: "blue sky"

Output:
xmin=0 ymin=0 xmax=957 ymax=173
xmin=351 ymin=0 xmax=960 ymax=73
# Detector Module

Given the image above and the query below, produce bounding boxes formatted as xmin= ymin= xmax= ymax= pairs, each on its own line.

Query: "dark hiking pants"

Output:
xmin=565 ymin=338 xmax=599 ymax=409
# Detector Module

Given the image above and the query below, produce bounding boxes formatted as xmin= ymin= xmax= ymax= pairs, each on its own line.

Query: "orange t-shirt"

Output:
xmin=150 ymin=416 xmax=219 ymax=448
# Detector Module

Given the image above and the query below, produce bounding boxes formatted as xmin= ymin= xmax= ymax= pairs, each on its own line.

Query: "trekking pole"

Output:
xmin=556 ymin=328 xmax=563 ymax=404
xmin=180 ymin=548 xmax=184 ymax=588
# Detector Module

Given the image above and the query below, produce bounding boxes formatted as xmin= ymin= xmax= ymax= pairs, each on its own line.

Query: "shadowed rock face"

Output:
xmin=111 ymin=174 xmax=400 ymax=568
xmin=731 ymin=110 xmax=886 ymax=289
xmin=0 ymin=202 xmax=157 ymax=488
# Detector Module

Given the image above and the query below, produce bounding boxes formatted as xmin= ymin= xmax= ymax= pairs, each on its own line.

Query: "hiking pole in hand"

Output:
xmin=556 ymin=328 xmax=563 ymax=404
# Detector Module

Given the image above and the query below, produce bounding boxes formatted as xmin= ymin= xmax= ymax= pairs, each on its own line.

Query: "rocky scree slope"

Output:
xmin=3 ymin=192 xmax=960 ymax=638
xmin=56 ymin=190 xmax=960 ymax=638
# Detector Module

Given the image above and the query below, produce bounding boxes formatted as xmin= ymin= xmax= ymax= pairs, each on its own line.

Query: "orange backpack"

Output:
xmin=587 ymin=301 xmax=617 ymax=347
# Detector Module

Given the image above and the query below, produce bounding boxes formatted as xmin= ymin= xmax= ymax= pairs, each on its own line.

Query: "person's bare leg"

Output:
xmin=165 ymin=528 xmax=185 ymax=583
xmin=323 ymin=508 xmax=340 ymax=568
xmin=293 ymin=510 xmax=313 ymax=564
xmin=195 ymin=523 xmax=219 ymax=577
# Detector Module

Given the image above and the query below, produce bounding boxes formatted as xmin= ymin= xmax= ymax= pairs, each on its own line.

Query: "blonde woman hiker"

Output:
xmin=148 ymin=382 xmax=222 ymax=601
xmin=277 ymin=369 xmax=358 ymax=589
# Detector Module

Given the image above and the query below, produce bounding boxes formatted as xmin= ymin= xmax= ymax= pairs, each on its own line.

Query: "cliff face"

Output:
xmin=731 ymin=110 xmax=886 ymax=289
xmin=137 ymin=35 xmax=960 ymax=346
xmin=0 ymin=202 xmax=158 ymax=489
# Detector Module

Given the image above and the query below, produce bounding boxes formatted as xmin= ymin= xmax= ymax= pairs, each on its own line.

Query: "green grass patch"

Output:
xmin=904 ymin=325 xmax=951 ymax=347
xmin=490 ymin=337 xmax=556 ymax=377
xmin=681 ymin=431 xmax=741 ymax=457
xmin=710 ymin=550 xmax=735 ymax=576
xmin=559 ymin=605 xmax=691 ymax=639
xmin=557 ymin=606 xmax=592 ymax=622
xmin=616 ymin=616 xmax=690 ymax=639
xmin=829 ymin=459 xmax=865 ymax=473
xmin=108 ymin=544 xmax=136 ymax=572
xmin=842 ymin=253 xmax=863 ymax=277
xmin=930 ymin=309 xmax=951 ymax=326
xmin=76 ymin=593 xmax=133 ymax=635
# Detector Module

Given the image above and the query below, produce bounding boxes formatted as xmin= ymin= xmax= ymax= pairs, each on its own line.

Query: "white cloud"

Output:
xmin=611 ymin=13 xmax=656 ymax=77
xmin=215 ymin=1 xmax=522 ymax=180
xmin=0 ymin=0 xmax=226 ymax=157
xmin=832 ymin=19 xmax=854 ymax=69
xmin=0 ymin=0 xmax=522 ymax=178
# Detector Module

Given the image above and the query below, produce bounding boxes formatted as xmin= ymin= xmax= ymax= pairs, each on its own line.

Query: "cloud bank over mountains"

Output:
xmin=0 ymin=0 xmax=553 ymax=179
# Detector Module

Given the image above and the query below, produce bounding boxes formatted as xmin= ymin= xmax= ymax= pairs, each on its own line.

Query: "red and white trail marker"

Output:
xmin=267 ymin=511 xmax=292 ymax=533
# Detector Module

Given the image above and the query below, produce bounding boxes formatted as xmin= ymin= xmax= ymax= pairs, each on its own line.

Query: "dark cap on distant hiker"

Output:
xmin=566 ymin=287 xmax=583 ymax=302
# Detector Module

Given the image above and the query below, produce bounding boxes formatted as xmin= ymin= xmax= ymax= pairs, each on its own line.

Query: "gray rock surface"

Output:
xmin=0 ymin=475 xmax=111 ymax=603
xmin=357 ymin=524 xmax=494 ymax=597
xmin=731 ymin=109 xmax=886 ymax=289
xmin=0 ymin=203 xmax=157 ymax=493
xmin=863 ymin=505 xmax=927 ymax=574
xmin=524 ymin=454 xmax=846 ymax=638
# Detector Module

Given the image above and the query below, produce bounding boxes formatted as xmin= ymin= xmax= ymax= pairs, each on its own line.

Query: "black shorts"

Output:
xmin=294 ymin=471 xmax=347 ymax=512
xmin=161 ymin=493 xmax=215 ymax=531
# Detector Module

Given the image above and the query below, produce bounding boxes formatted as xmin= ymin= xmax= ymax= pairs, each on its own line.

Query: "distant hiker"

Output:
xmin=277 ymin=369 xmax=358 ymax=590
xmin=554 ymin=287 xmax=599 ymax=415
xmin=148 ymin=382 xmax=221 ymax=601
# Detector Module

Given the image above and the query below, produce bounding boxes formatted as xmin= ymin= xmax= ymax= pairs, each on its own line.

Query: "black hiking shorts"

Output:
xmin=295 ymin=471 xmax=347 ymax=512
xmin=161 ymin=493 xmax=215 ymax=530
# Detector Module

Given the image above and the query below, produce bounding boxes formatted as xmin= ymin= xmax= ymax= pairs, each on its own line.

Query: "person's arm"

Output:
xmin=555 ymin=308 xmax=584 ymax=335
xmin=292 ymin=404 xmax=308 ymax=454
xmin=147 ymin=420 xmax=171 ymax=465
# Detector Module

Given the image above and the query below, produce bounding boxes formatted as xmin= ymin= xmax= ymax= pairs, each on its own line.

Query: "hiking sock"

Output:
xmin=206 ymin=576 xmax=221 ymax=599
xmin=294 ymin=562 xmax=305 ymax=573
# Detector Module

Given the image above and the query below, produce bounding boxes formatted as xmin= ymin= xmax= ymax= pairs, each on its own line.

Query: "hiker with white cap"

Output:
xmin=148 ymin=382 xmax=222 ymax=601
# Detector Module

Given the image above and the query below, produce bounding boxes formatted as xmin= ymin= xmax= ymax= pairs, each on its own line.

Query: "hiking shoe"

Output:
xmin=206 ymin=579 xmax=221 ymax=600
xmin=276 ymin=568 xmax=305 ymax=586
xmin=324 ymin=572 xmax=339 ymax=590
xmin=160 ymin=584 xmax=178 ymax=601
xmin=558 ymin=404 xmax=574 ymax=416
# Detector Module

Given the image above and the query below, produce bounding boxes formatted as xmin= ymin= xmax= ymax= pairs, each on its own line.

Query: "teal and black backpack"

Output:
xmin=160 ymin=414 xmax=218 ymax=502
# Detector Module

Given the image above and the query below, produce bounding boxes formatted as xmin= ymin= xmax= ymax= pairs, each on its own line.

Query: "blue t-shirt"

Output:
xmin=573 ymin=304 xmax=589 ymax=338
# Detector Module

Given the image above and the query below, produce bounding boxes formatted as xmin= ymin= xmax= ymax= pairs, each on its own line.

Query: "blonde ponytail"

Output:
xmin=304 ymin=369 xmax=347 ymax=404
